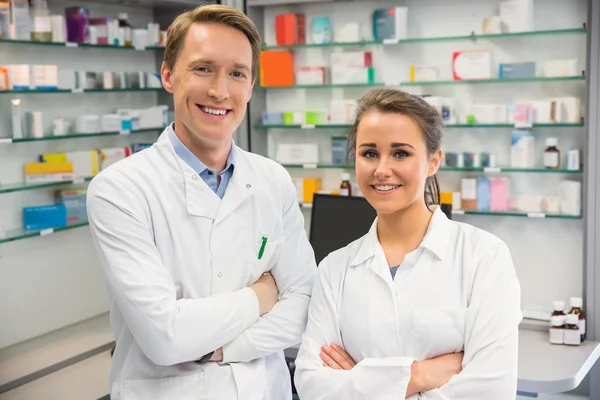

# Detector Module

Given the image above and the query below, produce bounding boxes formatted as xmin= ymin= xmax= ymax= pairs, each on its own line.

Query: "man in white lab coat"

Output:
xmin=86 ymin=5 xmax=316 ymax=400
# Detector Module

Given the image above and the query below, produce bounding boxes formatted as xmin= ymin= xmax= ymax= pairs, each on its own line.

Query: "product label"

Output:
xmin=527 ymin=213 xmax=546 ymax=218
xmin=549 ymin=328 xmax=563 ymax=345
xmin=72 ymin=88 xmax=84 ymax=94
xmin=340 ymin=188 xmax=350 ymax=197
xmin=65 ymin=42 xmax=78 ymax=48
xmin=564 ymin=329 xmax=581 ymax=345
xmin=301 ymin=124 xmax=315 ymax=129
xmin=0 ymin=138 xmax=12 ymax=144
xmin=383 ymin=38 xmax=399 ymax=45
xmin=302 ymin=163 xmax=317 ymax=169
xmin=33 ymin=16 xmax=51 ymax=33
xmin=73 ymin=178 xmax=85 ymax=185
xmin=544 ymin=152 xmax=559 ymax=168
xmin=40 ymin=228 xmax=54 ymax=236
xmin=453 ymin=210 xmax=465 ymax=215
xmin=302 ymin=203 xmax=313 ymax=209
xmin=484 ymin=167 xmax=501 ymax=173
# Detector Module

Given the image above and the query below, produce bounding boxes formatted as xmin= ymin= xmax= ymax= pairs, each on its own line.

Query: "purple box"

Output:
xmin=65 ymin=7 xmax=90 ymax=44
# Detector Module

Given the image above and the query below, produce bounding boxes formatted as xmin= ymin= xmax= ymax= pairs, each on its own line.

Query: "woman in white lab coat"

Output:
xmin=294 ymin=88 xmax=522 ymax=399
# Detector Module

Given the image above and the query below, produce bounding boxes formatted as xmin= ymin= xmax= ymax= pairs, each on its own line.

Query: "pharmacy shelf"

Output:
xmin=0 ymin=88 xmax=164 ymax=94
xmin=254 ymin=122 xmax=584 ymax=129
xmin=0 ymin=221 xmax=89 ymax=245
xmin=440 ymin=167 xmax=583 ymax=174
xmin=0 ymin=38 xmax=164 ymax=51
xmin=0 ymin=177 xmax=93 ymax=195
xmin=452 ymin=210 xmax=582 ymax=219
xmin=0 ymin=127 xmax=162 ymax=144
xmin=262 ymin=27 xmax=586 ymax=50
xmin=260 ymin=83 xmax=384 ymax=90
xmin=398 ymin=76 xmax=585 ymax=86
xmin=282 ymin=164 xmax=583 ymax=174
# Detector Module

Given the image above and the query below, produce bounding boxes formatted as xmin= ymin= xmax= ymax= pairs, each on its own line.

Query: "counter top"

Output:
xmin=285 ymin=328 xmax=600 ymax=395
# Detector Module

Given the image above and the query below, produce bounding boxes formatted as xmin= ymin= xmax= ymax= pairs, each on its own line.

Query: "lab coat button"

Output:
xmin=246 ymin=184 xmax=251 ymax=189
xmin=218 ymin=272 xmax=223 ymax=278
xmin=192 ymin=174 xmax=198 ymax=180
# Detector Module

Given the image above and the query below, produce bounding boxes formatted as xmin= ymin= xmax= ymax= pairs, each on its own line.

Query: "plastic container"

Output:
xmin=30 ymin=0 xmax=52 ymax=42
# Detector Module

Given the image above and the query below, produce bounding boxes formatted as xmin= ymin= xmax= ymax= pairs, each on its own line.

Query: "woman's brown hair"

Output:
xmin=348 ymin=88 xmax=443 ymax=208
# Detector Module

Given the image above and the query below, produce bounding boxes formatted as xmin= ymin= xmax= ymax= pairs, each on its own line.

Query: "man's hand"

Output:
xmin=209 ymin=348 xmax=223 ymax=362
xmin=250 ymin=273 xmax=279 ymax=315
xmin=320 ymin=344 xmax=356 ymax=370
xmin=408 ymin=352 xmax=464 ymax=395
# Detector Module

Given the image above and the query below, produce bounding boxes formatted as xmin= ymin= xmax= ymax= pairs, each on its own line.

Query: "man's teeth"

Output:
xmin=374 ymin=185 xmax=400 ymax=191
xmin=202 ymin=106 xmax=227 ymax=115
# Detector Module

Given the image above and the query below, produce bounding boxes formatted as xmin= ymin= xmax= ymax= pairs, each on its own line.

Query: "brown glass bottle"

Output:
xmin=568 ymin=297 xmax=586 ymax=342
xmin=551 ymin=300 xmax=565 ymax=317
xmin=544 ymin=138 xmax=560 ymax=169
xmin=340 ymin=172 xmax=352 ymax=197
xmin=563 ymin=314 xmax=581 ymax=346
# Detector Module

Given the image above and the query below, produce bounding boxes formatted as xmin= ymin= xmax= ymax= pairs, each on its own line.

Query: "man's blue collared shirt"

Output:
xmin=167 ymin=125 xmax=235 ymax=199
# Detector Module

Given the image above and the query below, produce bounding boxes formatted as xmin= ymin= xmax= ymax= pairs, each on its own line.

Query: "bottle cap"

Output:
xmin=551 ymin=315 xmax=565 ymax=326
xmin=118 ymin=13 xmax=129 ymax=20
xmin=570 ymin=297 xmax=583 ymax=308
xmin=552 ymin=300 xmax=565 ymax=311
xmin=341 ymin=172 xmax=350 ymax=181
xmin=566 ymin=314 xmax=579 ymax=325
xmin=546 ymin=138 xmax=558 ymax=147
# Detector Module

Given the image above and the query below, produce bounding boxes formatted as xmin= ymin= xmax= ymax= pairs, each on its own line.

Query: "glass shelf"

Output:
xmin=0 ymin=128 xmax=162 ymax=144
xmin=440 ymin=167 xmax=583 ymax=173
xmin=262 ymin=27 xmax=586 ymax=50
xmin=453 ymin=210 xmax=582 ymax=219
xmin=399 ymin=76 xmax=585 ymax=86
xmin=0 ymin=38 xmax=164 ymax=51
xmin=283 ymin=164 xmax=582 ymax=174
xmin=0 ymin=221 xmax=90 ymax=245
xmin=0 ymin=177 xmax=93 ymax=195
xmin=254 ymin=122 xmax=584 ymax=129
xmin=0 ymin=88 xmax=164 ymax=94
xmin=259 ymin=83 xmax=383 ymax=90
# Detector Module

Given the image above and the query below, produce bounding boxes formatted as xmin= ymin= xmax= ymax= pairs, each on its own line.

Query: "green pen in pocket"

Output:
xmin=258 ymin=236 xmax=268 ymax=260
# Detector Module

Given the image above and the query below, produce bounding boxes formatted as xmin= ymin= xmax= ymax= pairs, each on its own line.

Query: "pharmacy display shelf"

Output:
xmin=297 ymin=203 xmax=581 ymax=219
xmin=0 ymin=177 xmax=93 ymax=195
xmin=0 ymin=88 xmax=164 ymax=94
xmin=0 ymin=128 xmax=162 ymax=144
xmin=262 ymin=27 xmax=586 ymax=50
xmin=260 ymin=83 xmax=384 ymax=90
xmin=0 ymin=221 xmax=89 ymax=245
xmin=0 ymin=38 xmax=165 ymax=51
xmin=254 ymin=122 xmax=585 ymax=129
xmin=453 ymin=210 xmax=582 ymax=219
xmin=282 ymin=164 xmax=583 ymax=174
xmin=398 ymin=76 xmax=585 ymax=86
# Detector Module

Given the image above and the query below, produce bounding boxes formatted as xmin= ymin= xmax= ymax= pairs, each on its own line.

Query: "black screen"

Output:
xmin=309 ymin=194 xmax=377 ymax=266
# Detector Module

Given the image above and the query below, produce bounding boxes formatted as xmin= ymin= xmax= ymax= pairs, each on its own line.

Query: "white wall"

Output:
xmin=258 ymin=0 xmax=587 ymax=311
xmin=0 ymin=0 xmax=162 ymax=349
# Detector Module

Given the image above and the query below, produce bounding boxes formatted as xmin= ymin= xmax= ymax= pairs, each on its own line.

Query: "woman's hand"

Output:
xmin=408 ymin=352 xmax=464 ymax=395
xmin=320 ymin=344 xmax=357 ymax=370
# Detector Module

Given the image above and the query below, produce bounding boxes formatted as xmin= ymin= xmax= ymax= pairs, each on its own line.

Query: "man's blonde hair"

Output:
xmin=164 ymin=4 xmax=261 ymax=80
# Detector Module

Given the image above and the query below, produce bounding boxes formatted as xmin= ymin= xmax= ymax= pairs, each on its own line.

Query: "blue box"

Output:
xmin=499 ymin=62 xmax=536 ymax=79
xmin=312 ymin=17 xmax=332 ymax=44
xmin=373 ymin=7 xmax=407 ymax=41
xmin=331 ymin=137 xmax=348 ymax=165
xmin=55 ymin=189 xmax=87 ymax=223
xmin=476 ymin=177 xmax=491 ymax=211
xmin=23 ymin=204 xmax=67 ymax=231
xmin=262 ymin=111 xmax=284 ymax=125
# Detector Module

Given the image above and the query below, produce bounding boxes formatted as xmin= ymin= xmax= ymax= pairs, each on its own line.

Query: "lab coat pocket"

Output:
xmin=413 ymin=308 xmax=466 ymax=359
xmin=122 ymin=372 xmax=209 ymax=400
xmin=244 ymin=237 xmax=283 ymax=285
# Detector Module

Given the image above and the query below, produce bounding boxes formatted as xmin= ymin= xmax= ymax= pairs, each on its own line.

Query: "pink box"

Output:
xmin=490 ymin=177 xmax=510 ymax=212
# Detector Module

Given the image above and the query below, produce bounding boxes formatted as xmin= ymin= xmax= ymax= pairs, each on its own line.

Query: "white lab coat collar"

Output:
xmin=349 ymin=205 xmax=450 ymax=268
xmin=154 ymin=131 xmax=256 ymax=225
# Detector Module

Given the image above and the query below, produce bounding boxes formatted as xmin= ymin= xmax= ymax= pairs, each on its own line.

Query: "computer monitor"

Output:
xmin=309 ymin=194 xmax=377 ymax=266
xmin=308 ymin=194 xmax=453 ymax=266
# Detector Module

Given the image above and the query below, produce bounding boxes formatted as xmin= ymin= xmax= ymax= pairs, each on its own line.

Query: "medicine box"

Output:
xmin=461 ymin=178 xmax=477 ymax=210
xmin=296 ymin=66 xmax=326 ymax=85
xmin=490 ymin=177 xmax=510 ymax=212
xmin=373 ymin=7 xmax=408 ymax=41
xmin=331 ymin=137 xmax=348 ymax=165
xmin=262 ymin=111 xmax=284 ymax=125
xmin=410 ymin=65 xmax=439 ymax=82
xmin=275 ymin=14 xmax=305 ymax=46
xmin=499 ymin=62 xmax=536 ymax=79
xmin=331 ymin=67 xmax=374 ymax=84
xmin=305 ymin=110 xmax=327 ymax=125
xmin=510 ymin=129 xmax=535 ymax=168
xmin=452 ymin=50 xmax=492 ymax=80
xmin=303 ymin=178 xmax=321 ymax=204
xmin=476 ymin=177 xmax=491 ymax=211
xmin=499 ymin=0 xmax=534 ymax=33
xmin=99 ymin=147 xmax=131 ymax=170
xmin=55 ymin=189 xmax=88 ymax=223
xmin=283 ymin=111 xmax=304 ymax=125
xmin=329 ymin=100 xmax=357 ymax=124
xmin=260 ymin=50 xmax=294 ymax=87
xmin=311 ymin=17 xmax=331 ymax=44
xmin=330 ymin=52 xmax=372 ymax=68
xmin=334 ymin=23 xmax=360 ymax=43
xmin=23 ymin=204 xmax=67 ymax=231
xmin=543 ymin=59 xmax=578 ymax=77
xmin=275 ymin=143 xmax=319 ymax=164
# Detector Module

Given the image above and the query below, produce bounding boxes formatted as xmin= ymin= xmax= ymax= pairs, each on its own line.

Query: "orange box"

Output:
xmin=260 ymin=50 xmax=295 ymax=87
xmin=275 ymin=14 xmax=305 ymax=46
xmin=303 ymin=178 xmax=321 ymax=204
